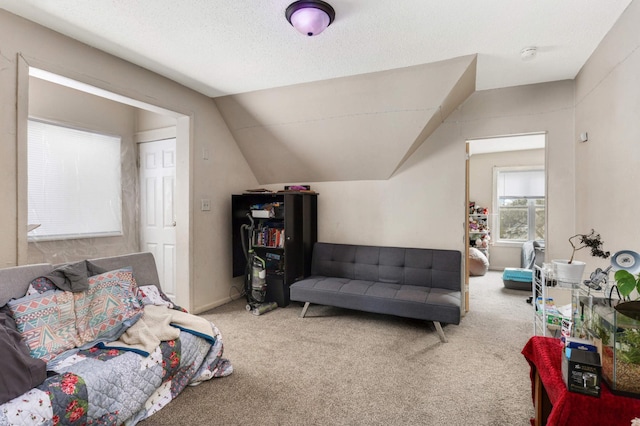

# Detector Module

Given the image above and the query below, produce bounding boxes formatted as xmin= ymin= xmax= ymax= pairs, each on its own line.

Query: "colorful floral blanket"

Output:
xmin=0 ymin=322 xmax=232 ymax=425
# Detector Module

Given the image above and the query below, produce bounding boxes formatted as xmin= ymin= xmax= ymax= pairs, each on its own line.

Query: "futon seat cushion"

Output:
xmin=291 ymin=277 xmax=461 ymax=325
xmin=290 ymin=242 xmax=462 ymax=326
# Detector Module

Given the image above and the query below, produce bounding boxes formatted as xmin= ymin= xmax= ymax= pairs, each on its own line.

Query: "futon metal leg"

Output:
xmin=299 ymin=302 xmax=310 ymax=318
xmin=433 ymin=321 xmax=448 ymax=343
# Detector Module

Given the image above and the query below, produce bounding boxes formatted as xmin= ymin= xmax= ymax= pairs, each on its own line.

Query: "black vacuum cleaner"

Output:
xmin=240 ymin=214 xmax=278 ymax=316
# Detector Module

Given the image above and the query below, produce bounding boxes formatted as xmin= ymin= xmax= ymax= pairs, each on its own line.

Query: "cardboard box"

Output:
xmin=546 ymin=312 xmax=564 ymax=326
xmin=251 ymin=210 xmax=272 ymax=218
xmin=562 ymin=348 xmax=602 ymax=397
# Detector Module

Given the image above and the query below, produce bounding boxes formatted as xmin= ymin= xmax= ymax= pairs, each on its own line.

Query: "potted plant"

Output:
xmin=553 ymin=229 xmax=610 ymax=284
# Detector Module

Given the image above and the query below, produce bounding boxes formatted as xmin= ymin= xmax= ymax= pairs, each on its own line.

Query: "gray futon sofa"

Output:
xmin=289 ymin=242 xmax=462 ymax=342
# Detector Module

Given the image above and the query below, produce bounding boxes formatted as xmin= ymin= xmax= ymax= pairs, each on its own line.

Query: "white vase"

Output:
xmin=552 ymin=260 xmax=586 ymax=284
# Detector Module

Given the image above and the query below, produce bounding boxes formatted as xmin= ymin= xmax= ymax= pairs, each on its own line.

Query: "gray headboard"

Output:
xmin=0 ymin=252 xmax=161 ymax=307
xmin=87 ymin=252 xmax=161 ymax=289
xmin=0 ymin=263 xmax=54 ymax=307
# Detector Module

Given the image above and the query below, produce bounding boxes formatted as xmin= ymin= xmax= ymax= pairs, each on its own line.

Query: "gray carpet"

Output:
xmin=140 ymin=271 xmax=535 ymax=425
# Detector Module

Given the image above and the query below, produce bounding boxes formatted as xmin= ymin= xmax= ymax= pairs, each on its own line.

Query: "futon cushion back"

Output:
xmin=310 ymin=242 xmax=461 ymax=291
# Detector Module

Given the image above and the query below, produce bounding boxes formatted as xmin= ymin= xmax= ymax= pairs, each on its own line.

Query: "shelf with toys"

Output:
xmin=469 ymin=202 xmax=491 ymax=260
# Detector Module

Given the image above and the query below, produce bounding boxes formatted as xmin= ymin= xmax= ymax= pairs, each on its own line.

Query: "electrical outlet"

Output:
xmin=201 ymin=199 xmax=211 ymax=211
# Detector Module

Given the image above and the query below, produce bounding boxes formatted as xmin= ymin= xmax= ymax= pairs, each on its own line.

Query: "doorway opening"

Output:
xmin=465 ymin=133 xmax=546 ymax=311
xmin=17 ymin=60 xmax=192 ymax=308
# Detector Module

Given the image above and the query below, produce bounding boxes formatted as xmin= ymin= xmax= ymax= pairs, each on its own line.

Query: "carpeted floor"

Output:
xmin=140 ymin=271 xmax=536 ymax=425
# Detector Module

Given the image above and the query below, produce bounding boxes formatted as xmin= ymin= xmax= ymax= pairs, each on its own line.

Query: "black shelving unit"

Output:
xmin=232 ymin=192 xmax=318 ymax=307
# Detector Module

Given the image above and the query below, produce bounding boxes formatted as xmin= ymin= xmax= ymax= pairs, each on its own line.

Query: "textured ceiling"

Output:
xmin=0 ymin=0 xmax=632 ymax=97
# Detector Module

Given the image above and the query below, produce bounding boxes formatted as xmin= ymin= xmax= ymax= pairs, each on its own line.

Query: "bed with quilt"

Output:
xmin=0 ymin=252 xmax=232 ymax=425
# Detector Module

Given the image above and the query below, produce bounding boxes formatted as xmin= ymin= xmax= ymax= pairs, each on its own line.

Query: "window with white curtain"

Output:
xmin=494 ymin=166 xmax=545 ymax=242
xmin=28 ymin=119 xmax=122 ymax=240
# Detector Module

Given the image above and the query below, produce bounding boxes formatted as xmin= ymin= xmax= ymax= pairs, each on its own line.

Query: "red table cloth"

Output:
xmin=522 ymin=336 xmax=640 ymax=425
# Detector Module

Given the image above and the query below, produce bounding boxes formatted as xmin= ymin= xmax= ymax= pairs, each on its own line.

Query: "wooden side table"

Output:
xmin=533 ymin=367 xmax=553 ymax=425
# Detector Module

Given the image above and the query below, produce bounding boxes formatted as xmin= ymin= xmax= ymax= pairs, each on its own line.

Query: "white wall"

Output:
xmin=469 ymin=148 xmax=545 ymax=270
xmin=574 ymin=0 xmax=640 ymax=271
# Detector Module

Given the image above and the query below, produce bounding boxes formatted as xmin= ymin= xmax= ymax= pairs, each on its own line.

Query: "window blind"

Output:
xmin=28 ymin=119 xmax=122 ymax=240
xmin=497 ymin=169 xmax=545 ymax=199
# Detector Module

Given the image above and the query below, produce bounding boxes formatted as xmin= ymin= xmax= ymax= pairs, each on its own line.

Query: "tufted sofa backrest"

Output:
xmin=310 ymin=242 xmax=461 ymax=291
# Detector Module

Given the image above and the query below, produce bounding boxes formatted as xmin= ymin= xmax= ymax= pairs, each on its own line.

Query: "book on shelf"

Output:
xmin=266 ymin=252 xmax=284 ymax=274
xmin=252 ymin=226 xmax=285 ymax=248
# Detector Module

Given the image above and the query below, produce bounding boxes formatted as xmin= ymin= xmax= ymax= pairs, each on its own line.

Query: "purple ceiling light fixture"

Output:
xmin=285 ymin=0 xmax=335 ymax=36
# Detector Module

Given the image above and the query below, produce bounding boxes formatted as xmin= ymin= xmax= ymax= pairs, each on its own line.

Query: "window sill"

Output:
xmin=28 ymin=231 xmax=123 ymax=242
xmin=494 ymin=240 xmax=545 ymax=248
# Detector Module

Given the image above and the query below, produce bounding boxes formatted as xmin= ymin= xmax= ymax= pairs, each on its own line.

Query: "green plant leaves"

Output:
xmin=615 ymin=269 xmax=640 ymax=299
xmin=618 ymin=327 xmax=640 ymax=364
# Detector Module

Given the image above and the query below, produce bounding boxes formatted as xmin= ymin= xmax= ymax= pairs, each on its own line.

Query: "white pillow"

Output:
xmin=137 ymin=285 xmax=175 ymax=309
xmin=469 ymin=247 xmax=489 ymax=276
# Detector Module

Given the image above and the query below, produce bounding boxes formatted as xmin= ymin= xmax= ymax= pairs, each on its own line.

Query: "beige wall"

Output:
xmin=215 ymin=56 xmax=476 ymax=184
xmin=469 ymin=148 xmax=545 ymax=270
xmin=6 ymin=0 xmax=636 ymax=311
xmin=136 ymin=109 xmax=177 ymax=134
xmin=457 ymin=82 xmax=575 ymax=264
xmin=0 ymin=10 xmax=258 ymax=313
xmin=266 ymin=82 xmax=575 ymax=273
xmin=290 ymin=0 xmax=638 ymax=277
xmin=27 ymin=77 xmax=139 ymax=263
xmin=574 ymin=0 xmax=640 ymax=271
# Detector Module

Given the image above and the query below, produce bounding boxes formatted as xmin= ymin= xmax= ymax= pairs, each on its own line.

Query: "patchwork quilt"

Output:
xmin=0 ymin=269 xmax=232 ymax=426
xmin=0 ymin=322 xmax=232 ymax=425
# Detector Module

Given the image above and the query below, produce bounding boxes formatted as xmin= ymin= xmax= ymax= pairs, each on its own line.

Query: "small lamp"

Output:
xmin=285 ymin=0 xmax=335 ymax=37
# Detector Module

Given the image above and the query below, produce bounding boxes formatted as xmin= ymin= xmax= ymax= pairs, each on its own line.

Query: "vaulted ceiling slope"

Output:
xmin=215 ymin=55 xmax=476 ymax=184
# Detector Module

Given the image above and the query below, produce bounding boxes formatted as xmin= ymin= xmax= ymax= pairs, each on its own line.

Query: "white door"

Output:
xmin=138 ymin=138 xmax=177 ymax=300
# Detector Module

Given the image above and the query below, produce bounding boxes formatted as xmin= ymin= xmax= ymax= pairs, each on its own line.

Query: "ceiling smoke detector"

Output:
xmin=520 ymin=46 xmax=537 ymax=61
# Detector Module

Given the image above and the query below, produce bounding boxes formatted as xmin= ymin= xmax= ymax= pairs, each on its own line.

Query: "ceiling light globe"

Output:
xmin=290 ymin=8 xmax=330 ymax=36
xmin=286 ymin=1 xmax=335 ymax=37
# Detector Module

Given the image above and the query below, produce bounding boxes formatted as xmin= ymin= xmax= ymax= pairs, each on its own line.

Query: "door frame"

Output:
xmin=464 ymin=143 xmax=470 ymax=312
xmin=465 ymin=133 xmax=548 ymax=314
